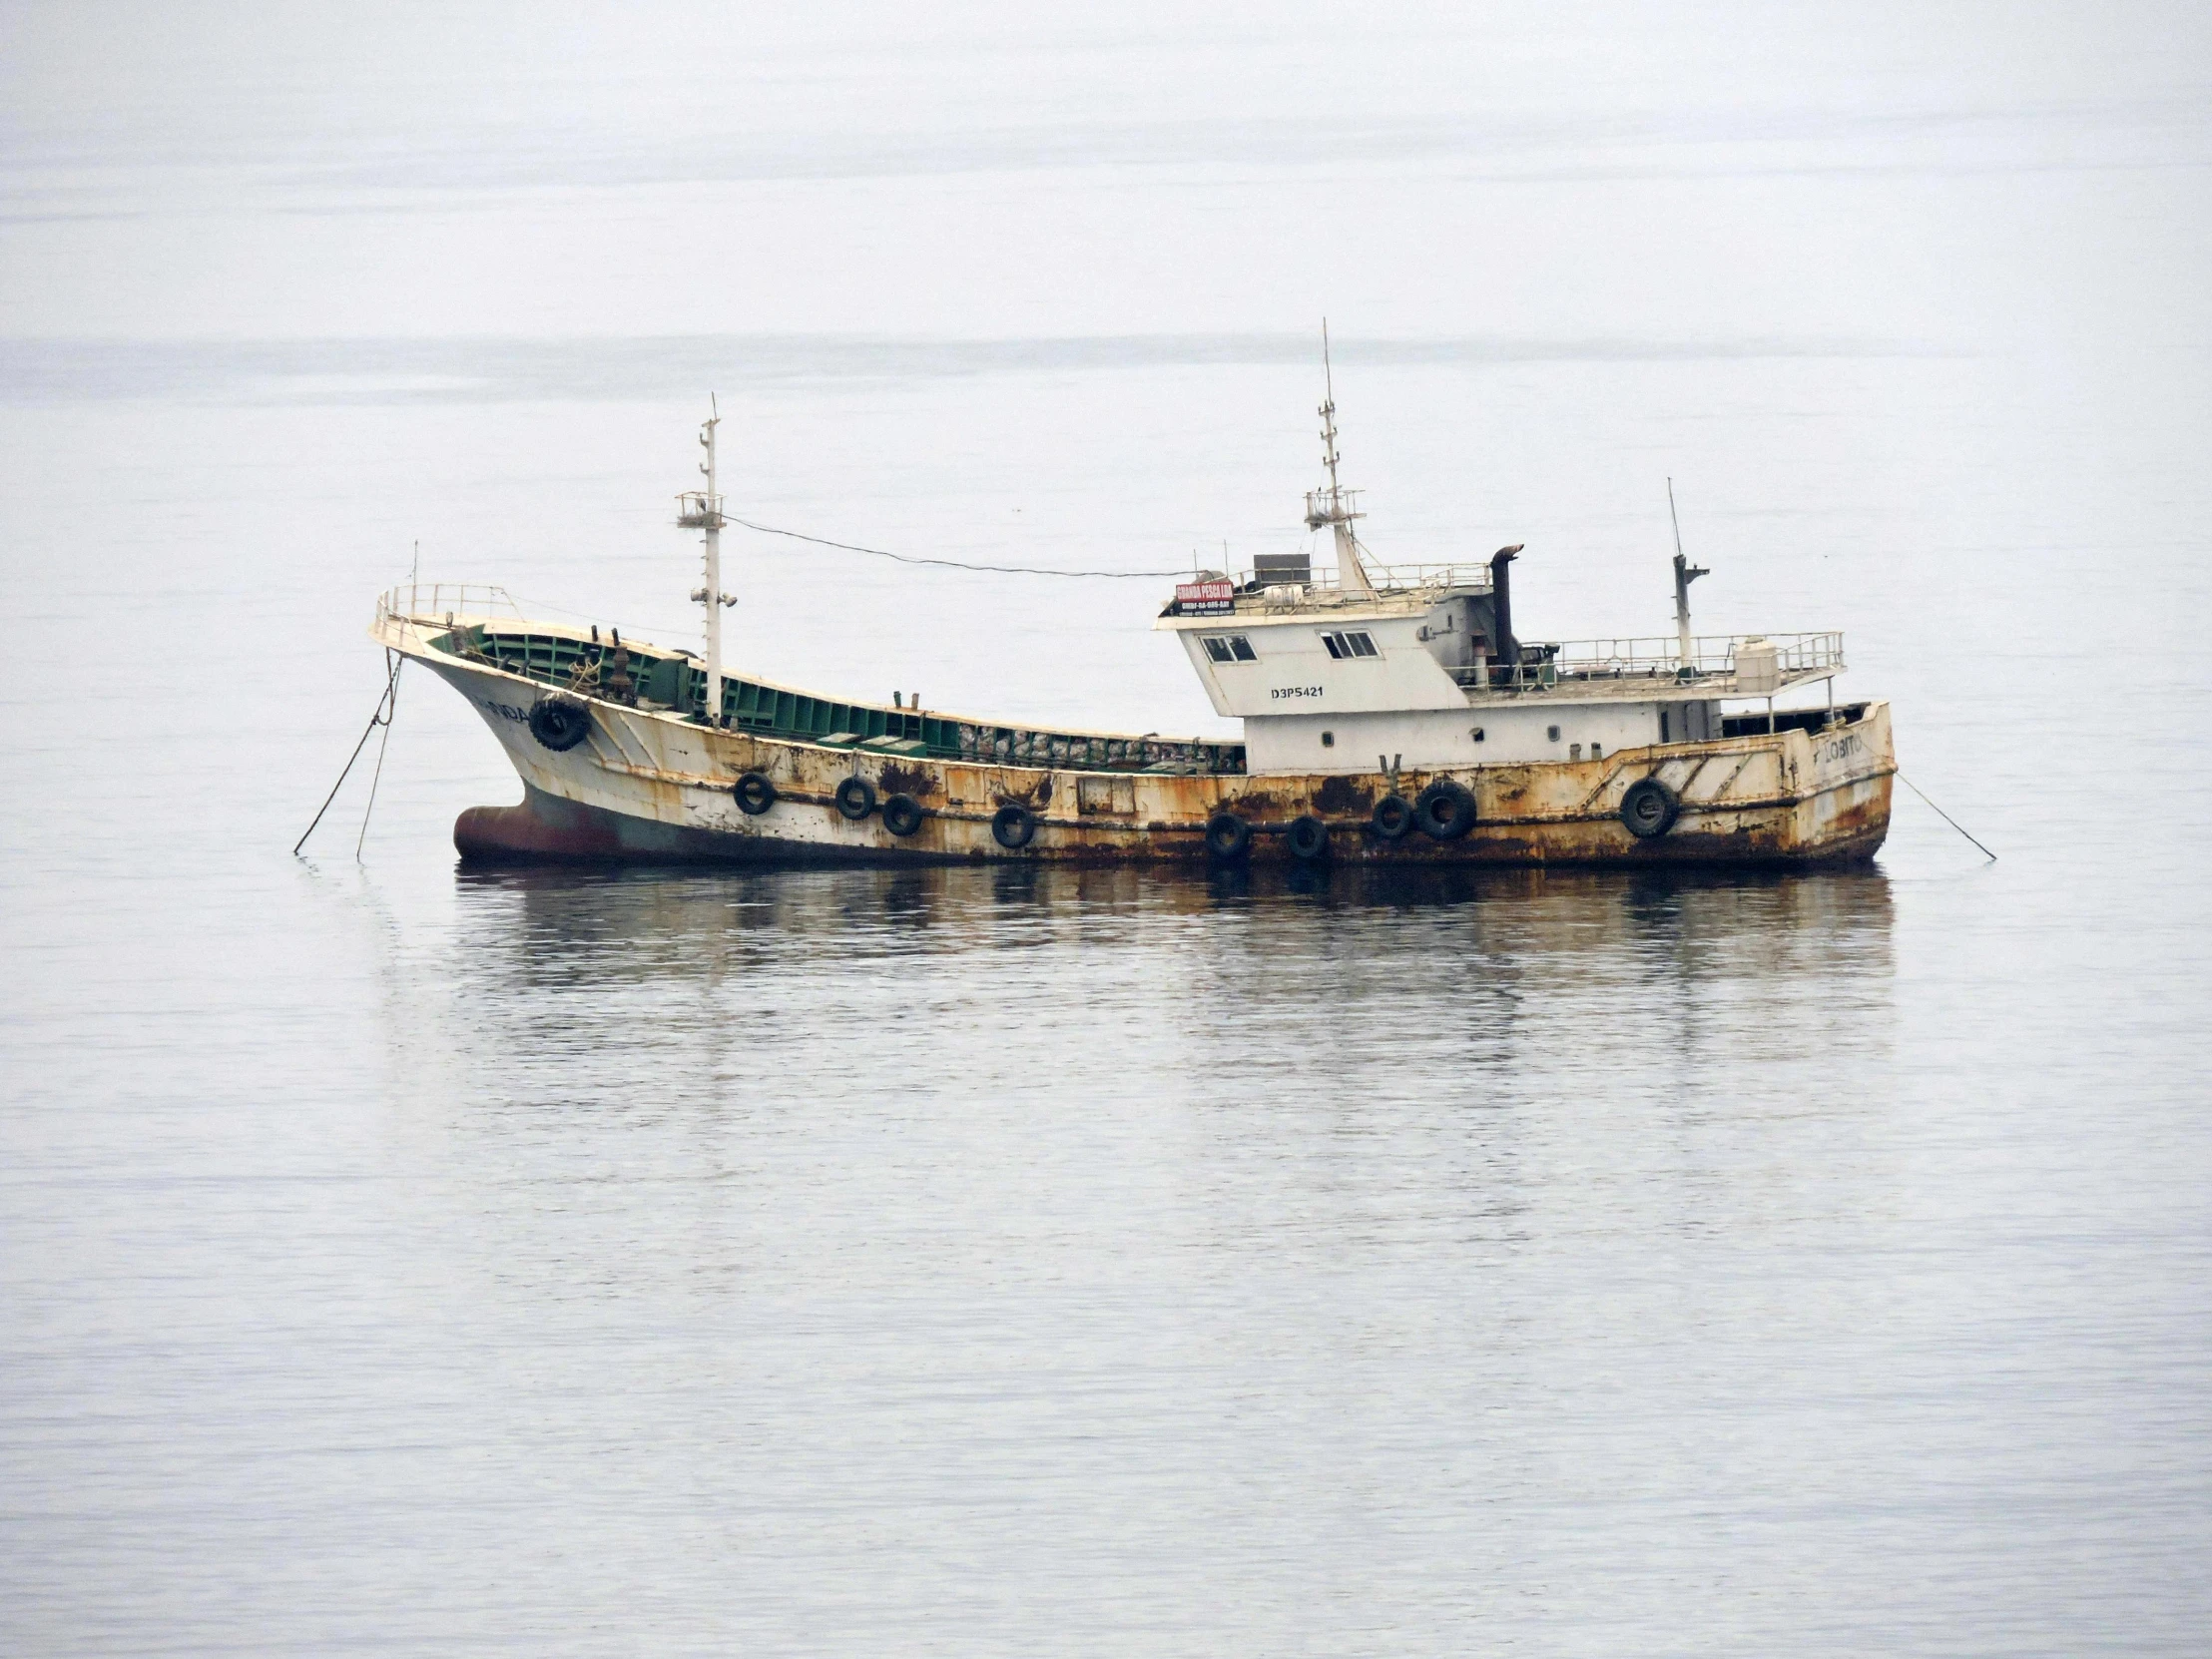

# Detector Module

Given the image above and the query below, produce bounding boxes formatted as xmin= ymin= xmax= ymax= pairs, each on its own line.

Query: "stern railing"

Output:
xmin=1451 ymin=632 xmax=1846 ymax=691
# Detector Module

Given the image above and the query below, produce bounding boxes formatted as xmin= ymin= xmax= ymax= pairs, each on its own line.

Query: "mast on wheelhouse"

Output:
xmin=1304 ymin=322 xmax=1377 ymax=597
xmin=1667 ymin=476 xmax=1707 ymax=670
xmin=677 ymin=403 xmax=735 ymax=726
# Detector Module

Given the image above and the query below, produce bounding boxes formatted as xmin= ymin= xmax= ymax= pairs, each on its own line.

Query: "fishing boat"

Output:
xmin=372 ymin=391 xmax=1894 ymax=867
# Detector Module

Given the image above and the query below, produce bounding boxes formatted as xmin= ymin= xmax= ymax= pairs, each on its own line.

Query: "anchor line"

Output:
xmin=356 ymin=651 xmax=403 ymax=859
xmin=1897 ymin=769 xmax=1997 ymax=862
xmin=292 ymin=650 xmax=402 ymax=856
xmin=725 ymin=515 xmax=1196 ymax=579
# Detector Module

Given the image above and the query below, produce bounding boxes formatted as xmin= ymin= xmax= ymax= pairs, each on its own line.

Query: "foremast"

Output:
xmin=677 ymin=405 xmax=737 ymax=726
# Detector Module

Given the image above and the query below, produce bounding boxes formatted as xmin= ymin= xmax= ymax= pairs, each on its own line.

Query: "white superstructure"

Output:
xmin=1156 ymin=371 xmax=1845 ymax=777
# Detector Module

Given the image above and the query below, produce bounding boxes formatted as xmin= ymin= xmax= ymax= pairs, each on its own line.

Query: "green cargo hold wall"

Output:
xmin=453 ymin=628 xmax=1245 ymax=777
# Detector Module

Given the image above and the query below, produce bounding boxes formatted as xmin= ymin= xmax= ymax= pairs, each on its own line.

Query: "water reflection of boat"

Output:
xmin=446 ymin=860 xmax=1896 ymax=987
xmin=412 ymin=860 xmax=1895 ymax=1298
xmin=377 ymin=385 xmax=1893 ymax=868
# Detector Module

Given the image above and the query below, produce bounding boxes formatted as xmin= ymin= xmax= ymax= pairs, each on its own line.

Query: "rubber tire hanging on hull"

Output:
xmin=1371 ymin=795 xmax=1415 ymax=841
xmin=1205 ymin=812 xmax=1252 ymax=860
xmin=992 ymin=804 xmax=1037 ymax=849
xmin=881 ymin=794 xmax=925 ymax=837
xmin=1620 ymin=777 xmax=1680 ymax=838
xmin=1286 ymin=815 xmax=1330 ymax=861
xmin=1413 ymin=779 xmax=1477 ymax=840
xmin=834 ymin=777 xmax=877 ymax=821
xmin=527 ymin=697 xmax=592 ymax=753
xmin=732 ymin=772 xmax=777 ymax=816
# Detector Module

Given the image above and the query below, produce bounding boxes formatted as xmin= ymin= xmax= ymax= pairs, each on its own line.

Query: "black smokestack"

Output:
xmin=1489 ymin=544 xmax=1522 ymax=679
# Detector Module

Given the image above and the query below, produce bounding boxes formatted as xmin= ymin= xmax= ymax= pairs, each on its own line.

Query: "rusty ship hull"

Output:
xmin=376 ymin=599 xmax=1894 ymax=869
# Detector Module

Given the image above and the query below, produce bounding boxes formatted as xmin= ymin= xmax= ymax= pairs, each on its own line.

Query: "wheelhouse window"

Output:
xmin=1202 ymin=634 xmax=1257 ymax=664
xmin=1321 ymin=630 xmax=1379 ymax=660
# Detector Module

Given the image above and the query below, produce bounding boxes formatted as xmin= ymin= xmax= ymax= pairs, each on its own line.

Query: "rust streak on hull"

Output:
xmin=456 ymin=781 xmax=1894 ymax=868
xmin=389 ymin=615 xmax=1894 ymax=871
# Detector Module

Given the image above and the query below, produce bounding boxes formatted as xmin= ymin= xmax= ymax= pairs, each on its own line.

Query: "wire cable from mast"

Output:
xmin=725 ymin=514 xmax=1198 ymax=579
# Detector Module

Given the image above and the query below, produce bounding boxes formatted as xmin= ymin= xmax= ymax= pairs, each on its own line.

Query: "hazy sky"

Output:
xmin=5 ymin=1 xmax=2208 ymax=351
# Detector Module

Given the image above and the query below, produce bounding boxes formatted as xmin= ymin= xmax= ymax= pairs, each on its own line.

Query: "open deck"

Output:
xmin=377 ymin=586 xmax=1249 ymax=777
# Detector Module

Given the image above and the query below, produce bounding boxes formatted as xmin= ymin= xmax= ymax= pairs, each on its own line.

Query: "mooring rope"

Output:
xmin=1897 ymin=770 xmax=1997 ymax=861
xmin=726 ymin=514 xmax=1199 ymax=579
xmin=293 ymin=650 xmax=403 ymax=856
xmin=355 ymin=652 xmax=403 ymax=859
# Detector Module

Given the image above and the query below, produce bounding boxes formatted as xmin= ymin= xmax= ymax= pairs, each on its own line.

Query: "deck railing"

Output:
xmin=1236 ymin=561 xmax=1494 ymax=595
xmin=1358 ymin=562 xmax=1495 ymax=595
xmin=376 ymin=583 xmax=524 ymax=626
xmin=1450 ymin=632 xmax=1846 ymax=691
xmin=1554 ymin=632 xmax=1845 ymax=678
xmin=1179 ymin=561 xmax=1494 ymax=615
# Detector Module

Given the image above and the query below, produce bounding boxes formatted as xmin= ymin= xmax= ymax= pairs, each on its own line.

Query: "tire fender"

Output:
xmin=834 ymin=776 xmax=877 ymax=821
xmin=733 ymin=772 xmax=777 ymax=816
xmin=1205 ymin=812 xmax=1252 ymax=860
xmin=1413 ymin=779 xmax=1477 ymax=840
xmin=1620 ymin=776 xmax=1681 ymax=838
xmin=527 ymin=697 xmax=592 ymax=753
xmin=991 ymin=803 xmax=1038 ymax=849
xmin=1371 ymin=795 xmax=1415 ymax=841
xmin=1287 ymin=815 xmax=1330 ymax=861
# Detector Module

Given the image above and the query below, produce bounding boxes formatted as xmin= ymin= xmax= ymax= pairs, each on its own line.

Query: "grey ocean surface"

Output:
xmin=5 ymin=6 xmax=2212 ymax=1653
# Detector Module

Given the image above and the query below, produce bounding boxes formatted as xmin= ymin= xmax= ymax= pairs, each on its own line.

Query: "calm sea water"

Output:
xmin=5 ymin=7 xmax=2212 ymax=1653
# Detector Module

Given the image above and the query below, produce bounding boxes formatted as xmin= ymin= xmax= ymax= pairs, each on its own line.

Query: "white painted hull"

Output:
xmin=391 ymin=622 xmax=1895 ymax=868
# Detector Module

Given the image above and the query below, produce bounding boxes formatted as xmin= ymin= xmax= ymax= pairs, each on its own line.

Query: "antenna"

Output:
xmin=1320 ymin=318 xmax=1342 ymax=501
xmin=1667 ymin=477 xmax=1709 ymax=667
xmin=1304 ymin=318 xmax=1374 ymax=596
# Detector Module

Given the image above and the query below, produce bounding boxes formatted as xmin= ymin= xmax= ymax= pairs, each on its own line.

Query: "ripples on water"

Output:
xmin=203 ymin=862 xmax=1928 ymax=1652
xmin=26 ymin=837 xmax=2200 ymax=1653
